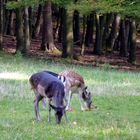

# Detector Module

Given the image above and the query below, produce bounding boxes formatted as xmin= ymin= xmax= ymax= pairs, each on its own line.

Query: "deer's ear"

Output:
xmin=58 ymin=75 xmax=66 ymax=83
xmin=62 ymin=106 xmax=66 ymax=110
xmin=88 ymin=92 xmax=91 ymax=97
xmin=82 ymin=92 xmax=86 ymax=100
xmin=84 ymin=86 xmax=88 ymax=91
xmin=50 ymin=104 xmax=57 ymax=110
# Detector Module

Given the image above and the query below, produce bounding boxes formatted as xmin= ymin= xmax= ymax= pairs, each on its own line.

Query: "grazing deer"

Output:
xmin=39 ymin=71 xmax=65 ymax=109
xmin=58 ymin=71 xmax=92 ymax=111
xmin=39 ymin=70 xmax=92 ymax=111
xmin=29 ymin=71 xmax=68 ymax=124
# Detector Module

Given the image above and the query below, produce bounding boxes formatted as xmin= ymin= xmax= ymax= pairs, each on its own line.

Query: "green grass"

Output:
xmin=0 ymin=52 xmax=140 ymax=140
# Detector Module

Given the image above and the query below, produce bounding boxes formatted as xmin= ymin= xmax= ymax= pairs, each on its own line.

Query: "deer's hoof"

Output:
xmin=66 ymin=107 xmax=73 ymax=112
xmin=84 ymin=108 xmax=90 ymax=111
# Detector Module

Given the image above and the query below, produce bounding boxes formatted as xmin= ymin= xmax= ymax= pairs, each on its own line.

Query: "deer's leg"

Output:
xmin=35 ymin=91 xmax=46 ymax=109
xmin=66 ymin=91 xmax=72 ymax=111
xmin=34 ymin=94 xmax=43 ymax=121
xmin=41 ymin=98 xmax=46 ymax=109
xmin=64 ymin=96 xmax=68 ymax=106
xmin=78 ymin=92 xmax=84 ymax=111
xmin=63 ymin=109 xmax=69 ymax=123
xmin=63 ymin=110 xmax=72 ymax=128
xmin=48 ymin=100 xmax=51 ymax=123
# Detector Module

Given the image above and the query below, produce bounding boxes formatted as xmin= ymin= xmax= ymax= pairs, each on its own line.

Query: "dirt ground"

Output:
xmin=2 ymin=35 xmax=140 ymax=72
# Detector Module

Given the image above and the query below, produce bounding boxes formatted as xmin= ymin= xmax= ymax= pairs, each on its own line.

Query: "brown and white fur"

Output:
xmin=58 ymin=71 xmax=92 ymax=111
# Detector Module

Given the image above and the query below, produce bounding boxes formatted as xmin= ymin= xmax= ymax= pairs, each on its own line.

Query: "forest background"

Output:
xmin=0 ymin=0 xmax=140 ymax=70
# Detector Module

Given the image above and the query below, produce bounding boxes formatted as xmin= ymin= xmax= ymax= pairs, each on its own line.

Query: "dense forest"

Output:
xmin=0 ymin=0 xmax=140 ymax=64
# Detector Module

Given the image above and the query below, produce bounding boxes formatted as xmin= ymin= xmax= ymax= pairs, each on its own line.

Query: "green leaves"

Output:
xmin=75 ymin=0 xmax=140 ymax=18
xmin=6 ymin=0 xmax=140 ymax=18
xmin=6 ymin=1 xmax=23 ymax=9
xmin=6 ymin=0 xmax=41 ymax=9
xmin=52 ymin=0 xmax=74 ymax=8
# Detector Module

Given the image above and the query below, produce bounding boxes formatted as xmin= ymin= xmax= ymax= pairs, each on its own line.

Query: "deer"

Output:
xmin=29 ymin=71 xmax=68 ymax=124
xmin=58 ymin=71 xmax=92 ymax=111
xmin=38 ymin=70 xmax=92 ymax=111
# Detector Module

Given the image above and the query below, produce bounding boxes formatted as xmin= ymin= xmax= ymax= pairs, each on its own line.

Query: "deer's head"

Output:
xmin=82 ymin=86 xmax=92 ymax=110
xmin=50 ymin=104 xmax=65 ymax=124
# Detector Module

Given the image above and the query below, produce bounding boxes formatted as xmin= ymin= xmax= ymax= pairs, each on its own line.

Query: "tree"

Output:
xmin=24 ymin=7 xmax=31 ymax=52
xmin=73 ymin=10 xmax=80 ymax=46
xmin=41 ymin=0 xmax=61 ymax=55
xmin=128 ymin=20 xmax=136 ymax=63
xmin=85 ymin=12 xmax=94 ymax=47
xmin=119 ymin=19 xmax=128 ymax=57
xmin=107 ymin=14 xmax=121 ymax=51
xmin=61 ymin=8 xmax=67 ymax=58
xmin=15 ymin=8 xmax=25 ymax=54
xmin=93 ymin=14 xmax=105 ymax=55
xmin=53 ymin=0 xmax=76 ymax=58
xmin=44 ymin=0 xmax=55 ymax=51
xmin=3 ymin=0 xmax=140 ymax=64
xmin=0 ymin=0 xmax=3 ymax=50
xmin=6 ymin=0 xmax=40 ymax=54
xmin=66 ymin=10 xmax=73 ymax=59
xmin=32 ymin=4 xmax=42 ymax=39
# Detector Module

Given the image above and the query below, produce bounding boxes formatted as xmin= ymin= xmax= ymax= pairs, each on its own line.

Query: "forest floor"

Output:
xmin=2 ymin=35 xmax=140 ymax=72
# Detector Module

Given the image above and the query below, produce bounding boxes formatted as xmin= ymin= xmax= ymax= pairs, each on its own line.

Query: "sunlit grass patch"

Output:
xmin=0 ymin=72 xmax=28 ymax=80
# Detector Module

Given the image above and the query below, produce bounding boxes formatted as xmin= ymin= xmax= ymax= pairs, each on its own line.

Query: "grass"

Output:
xmin=0 ymin=52 xmax=140 ymax=140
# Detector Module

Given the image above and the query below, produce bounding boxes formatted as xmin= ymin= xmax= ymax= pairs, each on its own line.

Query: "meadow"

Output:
xmin=0 ymin=52 xmax=140 ymax=140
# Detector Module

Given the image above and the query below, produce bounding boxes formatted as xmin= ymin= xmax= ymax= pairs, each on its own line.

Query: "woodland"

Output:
xmin=0 ymin=0 xmax=140 ymax=70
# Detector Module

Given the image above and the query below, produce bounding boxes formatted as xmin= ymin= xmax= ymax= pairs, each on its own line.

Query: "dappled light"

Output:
xmin=0 ymin=72 xmax=28 ymax=80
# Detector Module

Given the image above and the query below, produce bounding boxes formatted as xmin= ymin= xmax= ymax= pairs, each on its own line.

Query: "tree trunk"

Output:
xmin=28 ymin=7 xmax=33 ymax=37
xmin=107 ymin=14 xmax=121 ymax=51
xmin=99 ymin=15 xmax=105 ymax=53
xmin=94 ymin=14 xmax=100 ymax=54
xmin=0 ymin=0 xmax=3 ymax=50
xmin=119 ymin=20 xmax=128 ymax=57
xmin=7 ymin=10 xmax=15 ymax=35
xmin=73 ymin=10 xmax=80 ymax=46
xmin=61 ymin=8 xmax=67 ymax=58
xmin=125 ymin=20 xmax=130 ymax=51
xmin=45 ymin=0 xmax=55 ymax=51
xmin=32 ymin=4 xmax=42 ymax=39
xmin=66 ymin=11 xmax=73 ymax=59
xmin=93 ymin=14 xmax=105 ymax=55
xmin=10 ymin=10 xmax=15 ymax=36
xmin=81 ymin=16 xmax=86 ymax=55
xmin=15 ymin=8 xmax=24 ymax=54
xmin=53 ymin=6 xmax=59 ymax=41
xmin=58 ymin=7 xmax=63 ymax=43
xmin=41 ymin=3 xmax=47 ymax=50
xmin=4 ymin=9 xmax=9 ymax=35
xmin=41 ymin=1 xmax=61 ymax=55
xmin=102 ymin=13 xmax=114 ymax=51
xmin=85 ymin=13 xmax=94 ymax=47
xmin=128 ymin=20 xmax=136 ymax=63
xmin=24 ymin=7 xmax=30 ymax=52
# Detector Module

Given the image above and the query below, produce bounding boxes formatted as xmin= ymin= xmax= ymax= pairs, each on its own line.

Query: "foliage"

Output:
xmin=6 ymin=0 xmax=41 ymax=9
xmin=72 ymin=0 xmax=140 ymax=18
xmin=120 ymin=0 xmax=140 ymax=18
xmin=52 ymin=0 xmax=74 ymax=7
xmin=5 ymin=0 xmax=140 ymax=19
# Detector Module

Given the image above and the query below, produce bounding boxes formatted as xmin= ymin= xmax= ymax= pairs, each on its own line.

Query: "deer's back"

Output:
xmin=59 ymin=71 xmax=85 ymax=89
xmin=29 ymin=71 xmax=64 ymax=91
